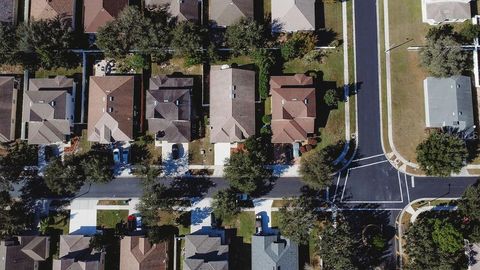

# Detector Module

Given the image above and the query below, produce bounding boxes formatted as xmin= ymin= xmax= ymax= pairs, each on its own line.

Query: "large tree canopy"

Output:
xmin=171 ymin=21 xmax=205 ymax=63
xmin=299 ymin=147 xmax=334 ymax=190
xmin=416 ymin=132 xmax=467 ymax=176
xmin=225 ymin=18 xmax=266 ymax=56
xmin=420 ymin=25 xmax=468 ymax=77
xmin=318 ymin=220 xmax=359 ymax=270
xmin=0 ymin=23 xmax=16 ymax=65
xmin=43 ymin=156 xmax=86 ymax=195
xmin=0 ymin=142 xmax=38 ymax=189
xmin=0 ymin=191 xmax=34 ymax=237
xmin=212 ymin=189 xmax=240 ymax=223
xmin=277 ymin=197 xmax=317 ymax=245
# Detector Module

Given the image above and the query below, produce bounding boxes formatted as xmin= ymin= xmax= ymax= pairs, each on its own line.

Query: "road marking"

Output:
xmin=341 ymin=170 xmax=349 ymax=201
xmin=349 ymin=160 xmax=389 ymax=170
xmin=404 ymin=173 xmax=410 ymax=203
xmin=411 ymin=176 xmax=415 ymax=188
xmin=352 ymin=153 xmax=385 ymax=162
xmin=338 ymin=208 xmax=403 ymax=211
xmin=342 ymin=200 xmax=404 ymax=204
xmin=333 ymin=173 xmax=341 ymax=202
xmin=398 ymin=171 xmax=404 ymax=203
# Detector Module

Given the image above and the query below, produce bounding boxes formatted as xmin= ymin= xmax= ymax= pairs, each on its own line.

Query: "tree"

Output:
xmin=416 ymin=132 xmax=467 ymax=176
xmin=431 ymin=219 xmax=464 ymax=254
xmin=43 ymin=156 xmax=86 ymax=195
xmin=226 ymin=18 xmax=266 ymax=56
xmin=224 ymin=152 xmax=272 ymax=195
xmin=80 ymin=151 xmax=114 ymax=184
xmin=0 ymin=191 xmax=34 ymax=237
xmin=212 ymin=189 xmax=240 ymax=223
xmin=405 ymin=215 xmax=467 ymax=269
xmin=277 ymin=197 xmax=316 ymax=245
xmin=459 ymin=22 xmax=480 ymax=42
xmin=299 ymin=148 xmax=334 ymax=190
xmin=244 ymin=134 xmax=272 ymax=164
xmin=147 ymin=225 xmax=178 ymax=244
xmin=458 ymin=181 xmax=480 ymax=221
xmin=16 ymin=16 xmax=78 ymax=70
xmin=251 ymin=48 xmax=275 ymax=99
xmin=318 ymin=220 xmax=359 ymax=270
xmin=420 ymin=25 xmax=468 ymax=77
xmin=280 ymin=31 xmax=317 ymax=61
xmin=137 ymin=182 xmax=173 ymax=226
xmin=171 ymin=21 xmax=205 ymax=64
xmin=324 ymin=89 xmax=339 ymax=108
xmin=0 ymin=23 xmax=16 ymax=65
xmin=0 ymin=142 xmax=38 ymax=189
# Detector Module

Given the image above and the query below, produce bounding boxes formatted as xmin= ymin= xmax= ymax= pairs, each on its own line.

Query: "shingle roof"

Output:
xmin=184 ymin=234 xmax=229 ymax=270
xmin=87 ymin=76 xmax=134 ymax=143
xmin=83 ymin=0 xmax=128 ymax=33
xmin=0 ymin=0 xmax=15 ymax=23
xmin=251 ymin=234 xmax=298 ymax=270
xmin=270 ymin=75 xmax=316 ymax=143
xmin=424 ymin=76 xmax=474 ymax=131
xmin=423 ymin=0 xmax=471 ymax=24
xmin=0 ymin=77 xmax=16 ymax=142
xmin=30 ymin=0 xmax=73 ymax=21
xmin=53 ymin=235 xmax=105 ymax=270
xmin=0 ymin=236 xmax=50 ymax=270
xmin=209 ymin=67 xmax=256 ymax=143
xmin=209 ymin=0 xmax=254 ymax=27
xmin=120 ymin=236 xmax=168 ymax=270
xmin=145 ymin=0 xmax=199 ymax=21
xmin=271 ymin=0 xmax=315 ymax=32
xmin=22 ymin=76 xmax=74 ymax=145
xmin=147 ymin=75 xmax=192 ymax=143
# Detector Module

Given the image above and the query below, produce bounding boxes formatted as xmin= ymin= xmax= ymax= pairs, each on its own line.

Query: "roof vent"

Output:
xmin=39 ymin=100 xmax=45 ymax=104
xmin=50 ymin=101 xmax=56 ymax=106
xmin=304 ymin=99 xmax=308 ymax=104
xmin=175 ymin=100 xmax=180 ymax=105
xmin=163 ymin=99 xmax=169 ymax=103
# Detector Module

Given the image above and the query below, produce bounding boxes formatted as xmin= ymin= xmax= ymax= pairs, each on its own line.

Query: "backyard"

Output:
xmin=39 ymin=210 xmax=70 ymax=270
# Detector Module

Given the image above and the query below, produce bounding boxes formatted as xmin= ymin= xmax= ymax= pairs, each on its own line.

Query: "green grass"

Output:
xmin=78 ymin=129 xmax=91 ymax=154
xmin=264 ymin=96 xmax=272 ymax=115
xmin=39 ymin=211 xmax=70 ymax=269
xmin=224 ymin=211 xmax=256 ymax=243
xmin=97 ymin=200 xmax=128 ymax=205
xmin=158 ymin=210 xmax=191 ymax=236
xmin=189 ymin=127 xmax=215 ymax=165
xmin=35 ymin=66 xmax=82 ymax=78
xmin=270 ymin=211 xmax=280 ymax=227
xmin=263 ymin=0 xmax=271 ymax=15
xmin=151 ymin=57 xmax=203 ymax=75
xmin=213 ymin=55 xmax=254 ymax=66
xmin=96 ymin=210 xmax=129 ymax=229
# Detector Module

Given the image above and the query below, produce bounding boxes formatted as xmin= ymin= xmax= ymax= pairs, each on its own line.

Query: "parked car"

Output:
xmin=135 ymin=215 xmax=142 ymax=231
xmin=255 ymin=214 xmax=263 ymax=235
xmin=171 ymin=144 xmax=179 ymax=159
xmin=121 ymin=146 xmax=129 ymax=164
xmin=113 ymin=148 xmax=121 ymax=164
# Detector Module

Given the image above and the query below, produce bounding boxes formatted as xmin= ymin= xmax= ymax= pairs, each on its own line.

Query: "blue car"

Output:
xmin=121 ymin=147 xmax=129 ymax=164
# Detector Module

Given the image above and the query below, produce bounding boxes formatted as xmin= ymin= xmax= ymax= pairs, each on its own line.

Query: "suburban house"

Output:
xmin=251 ymin=234 xmax=299 ymax=270
xmin=0 ymin=236 xmax=50 ymax=269
xmin=0 ymin=76 xmax=17 ymax=143
xmin=21 ymin=76 xmax=76 ymax=145
xmin=87 ymin=76 xmax=136 ymax=144
xmin=209 ymin=0 xmax=254 ymax=27
xmin=270 ymin=74 xmax=317 ymax=144
xmin=423 ymin=76 xmax=474 ymax=131
xmin=147 ymin=75 xmax=192 ymax=143
xmin=53 ymin=235 xmax=105 ymax=270
xmin=83 ymin=0 xmax=128 ymax=33
xmin=145 ymin=0 xmax=199 ymax=22
xmin=209 ymin=66 xmax=256 ymax=143
xmin=184 ymin=229 xmax=229 ymax=270
xmin=120 ymin=235 xmax=169 ymax=270
xmin=271 ymin=0 xmax=316 ymax=32
xmin=421 ymin=0 xmax=472 ymax=25
xmin=0 ymin=0 xmax=18 ymax=24
xmin=29 ymin=0 xmax=74 ymax=23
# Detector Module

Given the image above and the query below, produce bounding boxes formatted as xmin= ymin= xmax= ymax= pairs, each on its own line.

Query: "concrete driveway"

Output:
xmin=214 ymin=143 xmax=231 ymax=166
xmin=69 ymin=199 xmax=98 ymax=235
xmin=162 ymin=142 xmax=189 ymax=176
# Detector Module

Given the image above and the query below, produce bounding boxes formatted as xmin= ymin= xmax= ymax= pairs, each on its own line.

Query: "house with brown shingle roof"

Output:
xmin=209 ymin=0 xmax=254 ymax=27
xmin=270 ymin=74 xmax=316 ymax=144
xmin=147 ymin=75 xmax=192 ymax=143
xmin=145 ymin=0 xmax=199 ymax=22
xmin=83 ymin=0 xmax=128 ymax=33
xmin=120 ymin=235 xmax=169 ymax=270
xmin=209 ymin=66 xmax=256 ymax=143
xmin=53 ymin=235 xmax=105 ymax=270
xmin=21 ymin=76 xmax=76 ymax=145
xmin=87 ymin=76 xmax=136 ymax=144
xmin=0 ymin=236 xmax=50 ymax=270
xmin=0 ymin=76 xmax=18 ymax=143
xmin=29 ymin=0 xmax=74 ymax=22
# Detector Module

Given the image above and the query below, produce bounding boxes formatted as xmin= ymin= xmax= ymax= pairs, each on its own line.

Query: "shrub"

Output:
xmin=303 ymin=49 xmax=324 ymax=63
xmin=262 ymin=114 xmax=272 ymax=125
xmin=324 ymin=89 xmax=339 ymax=107
xmin=280 ymin=31 xmax=317 ymax=60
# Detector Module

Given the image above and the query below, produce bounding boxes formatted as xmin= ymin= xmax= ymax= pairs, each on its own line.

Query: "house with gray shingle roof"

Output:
xmin=424 ymin=76 xmax=474 ymax=131
xmin=0 ymin=76 xmax=17 ymax=143
xmin=21 ymin=76 xmax=76 ymax=145
xmin=209 ymin=0 xmax=254 ymax=27
xmin=422 ymin=0 xmax=472 ymax=25
xmin=184 ymin=228 xmax=229 ymax=270
xmin=271 ymin=0 xmax=316 ymax=32
xmin=53 ymin=235 xmax=105 ymax=270
xmin=145 ymin=0 xmax=200 ymax=22
xmin=147 ymin=75 xmax=192 ymax=143
xmin=252 ymin=234 xmax=298 ymax=270
xmin=0 ymin=236 xmax=50 ymax=270
xmin=209 ymin=66 xmax=256 ymax=143
xmin=0 ymin=0 xmax=18 ymax=24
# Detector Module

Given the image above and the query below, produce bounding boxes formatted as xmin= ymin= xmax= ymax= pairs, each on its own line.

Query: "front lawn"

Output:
xmin=35 ymin=66 xmax=82 ymax=78
xmin=189 ymin=127 xmax=215 ymax=165
xmin=39 ymin=211 xmax=70 ymax=269
xmin=96 ymin=210 xmax=129 ymax=229
xmin=158 ymin=210 xmax=191 ymax=236
xmin=223 ymin=211 xmax=256 ymax=243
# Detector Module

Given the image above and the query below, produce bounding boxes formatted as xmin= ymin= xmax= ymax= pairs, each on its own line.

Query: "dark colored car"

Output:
xmin=171 ymin=144 xmax=179 ymax=159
